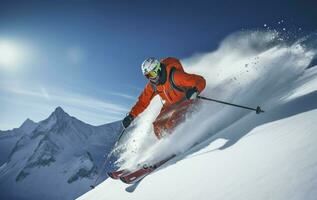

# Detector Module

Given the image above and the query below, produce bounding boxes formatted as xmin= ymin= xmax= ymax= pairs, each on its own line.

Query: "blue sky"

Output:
xmin=0 ymin=0 xmax=316 ymax=130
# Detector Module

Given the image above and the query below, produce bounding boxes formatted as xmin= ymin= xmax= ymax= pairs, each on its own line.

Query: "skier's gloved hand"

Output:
xmin=122 ymin=114 xmax=134 ymax=128
xmin=185 ymin=88 xmax=198 ymax=100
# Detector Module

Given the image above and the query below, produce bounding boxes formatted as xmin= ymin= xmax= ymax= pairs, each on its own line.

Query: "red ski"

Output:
xmin=119 ymin=154 xmax=176 ymax=184
xmin=107 ymin=169 xmax=130 ymax=179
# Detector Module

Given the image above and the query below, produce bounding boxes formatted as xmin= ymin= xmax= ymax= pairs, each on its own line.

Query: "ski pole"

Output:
xmin=197 ymin=95 xmax=264 ymax=114
xmin=90 ymin=127 xmax=126 ymax=189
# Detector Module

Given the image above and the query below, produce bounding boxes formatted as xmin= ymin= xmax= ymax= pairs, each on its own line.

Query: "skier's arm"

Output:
xmin=130 ymin=83 xmax=156 ymax=118
xmin=173 ymin=70 xmax=206 ymax=93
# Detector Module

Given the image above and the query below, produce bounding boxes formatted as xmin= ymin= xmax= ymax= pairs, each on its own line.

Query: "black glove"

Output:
xmin=185 ymin=88 xmax=198 ymax=100
xmin=122 ymin=114 xmax=134 ymax=128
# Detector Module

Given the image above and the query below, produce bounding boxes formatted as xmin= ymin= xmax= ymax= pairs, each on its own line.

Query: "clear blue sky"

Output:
xmin=0 ymin=0 xmax=316 ymax=130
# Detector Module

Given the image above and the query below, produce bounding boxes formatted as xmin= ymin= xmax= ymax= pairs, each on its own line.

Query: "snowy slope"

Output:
xmin=78 ymin=107 xmax=317 ymax=200
xmin=0 ymin=107 xmax=121 ymax=200
xmin=0 ymin=119 xmax=38 ymax=165
xmin=77 ymin=31 xmax=317 ymax=200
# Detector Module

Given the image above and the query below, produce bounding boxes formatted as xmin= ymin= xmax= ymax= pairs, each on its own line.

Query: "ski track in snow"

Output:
xmin=77 ymin=30 xmax=317 ymax=200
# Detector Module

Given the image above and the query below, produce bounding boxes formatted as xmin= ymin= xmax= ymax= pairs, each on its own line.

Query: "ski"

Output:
xmin=107 ymin=141 xmax=201 ymax=184
xmin=119 ymin=154 xmax=176 ymax=184
xmin=107 ymin=169 xmax=130 ymax=180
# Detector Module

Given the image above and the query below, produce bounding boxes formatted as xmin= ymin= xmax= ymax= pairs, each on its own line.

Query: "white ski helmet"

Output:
xmin=141 ymin=57 xmax=161 ymax=76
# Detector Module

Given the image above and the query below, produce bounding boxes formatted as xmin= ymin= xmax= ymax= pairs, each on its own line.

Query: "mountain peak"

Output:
xmin=54 ymin=106 xmax=66 ymax=114
xmin=19 ymin=118 xmax=38 ymax=133
xmin=22 ymin=118 xmax=34 ymax=124
xmin=37 ymin=107 xmax=72 ymax=131
xmin=51 ymin=106 xmax=70 ymax=119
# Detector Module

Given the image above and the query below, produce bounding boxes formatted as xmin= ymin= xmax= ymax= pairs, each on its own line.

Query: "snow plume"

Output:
xmin=116 ymin=30 xmax=316 ymax=169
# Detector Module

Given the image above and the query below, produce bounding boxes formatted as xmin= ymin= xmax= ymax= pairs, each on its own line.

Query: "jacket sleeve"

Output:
xmin=130 ymin=83 xmax=156 ymax=118
xmin=173 ymin=70 xmax=206 ymax=93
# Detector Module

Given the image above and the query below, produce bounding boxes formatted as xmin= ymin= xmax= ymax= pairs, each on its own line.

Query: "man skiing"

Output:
xmin=122 ymin=57 xmax=206 ymax=139
xmin=103 ymin=57 xmax=264 ymax=186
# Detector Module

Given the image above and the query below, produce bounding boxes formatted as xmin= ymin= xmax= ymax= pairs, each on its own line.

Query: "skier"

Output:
xmin=122 ymin=57 xmax=206 ymax=139
xmin=103 ymin=57 xmax=263 ymax=186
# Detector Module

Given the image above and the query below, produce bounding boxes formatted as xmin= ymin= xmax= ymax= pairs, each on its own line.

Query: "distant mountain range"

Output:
xmin=0 ymin=107 xmax=121 ymax=200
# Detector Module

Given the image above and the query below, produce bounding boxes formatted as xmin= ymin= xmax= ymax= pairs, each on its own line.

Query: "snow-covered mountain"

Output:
xmin=0 ymin=107 xmax=121 ymax=200
xmin=0 ymin=119 xmax=38 ymax=165
xmin=77 ymin=31 xmax=317 ymax=200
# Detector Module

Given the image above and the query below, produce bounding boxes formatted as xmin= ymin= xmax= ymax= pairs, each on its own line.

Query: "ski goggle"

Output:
xmin=145 ymin=63 xmax=161 ymax=79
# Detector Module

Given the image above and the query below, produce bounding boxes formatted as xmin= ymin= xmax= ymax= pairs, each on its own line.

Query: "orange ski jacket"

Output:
xmin=130 ymin=57 xmax=206 ymax=118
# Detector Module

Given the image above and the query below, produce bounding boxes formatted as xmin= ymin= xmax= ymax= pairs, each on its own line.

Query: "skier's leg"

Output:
xmin=166 ymin=101 xmax=192 ymax=130
xmin=153 ymin=100 xmax=201 ymax=138
xmin=153 ymin=105 xmax=174 ymax=139
xmin=165 ymin=100 xmax=199 ymax=133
